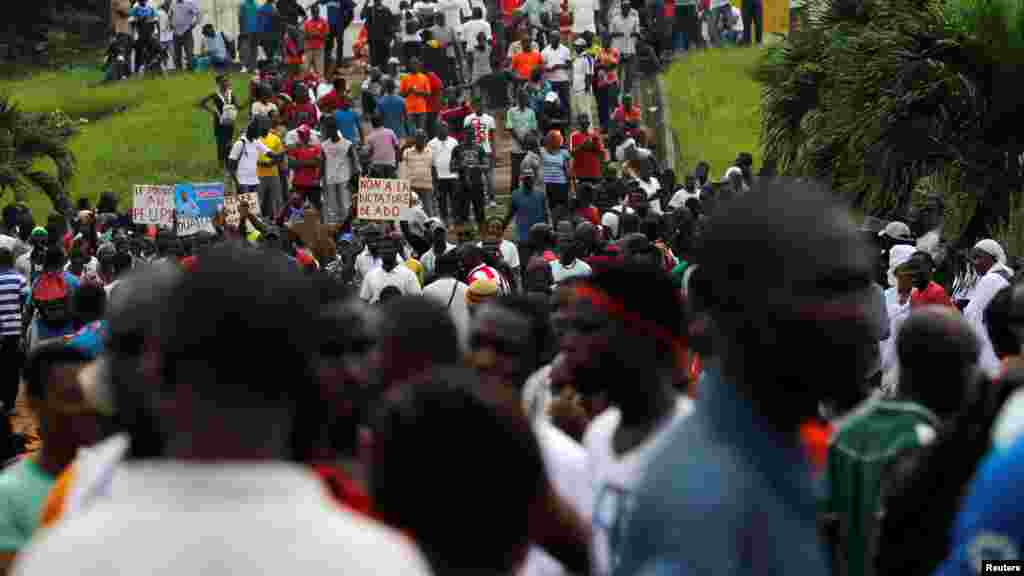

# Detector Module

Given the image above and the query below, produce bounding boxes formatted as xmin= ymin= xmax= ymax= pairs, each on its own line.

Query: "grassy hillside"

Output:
xmin=4 ymin=68 xmax=250 ymax=218
xmin=663 ymin=47 xmax=763 ymax=180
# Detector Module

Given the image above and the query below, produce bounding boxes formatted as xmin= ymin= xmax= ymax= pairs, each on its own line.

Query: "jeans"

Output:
xmin=436 ymin=178 xmax=458 ymax=223
xmin=173 ymin=31 xmax=194 ymax=71
xmin=551 ymin=81 xmax=571 ymax=119
xmin=323 ymin=182 xmax=352 ymax=225
xmin=258 ymin=174 xmax=284 ymax=218
xmin=0 ymin=336 xmax=22 ymax=413
xmin=414 ymin=186 xmax=435 ymax=217
xmin=742 ymin=0 xmax=763 ymax=44
xmin=510 ymin=152 xmax=526 ymax=196
xmin=458 ymin=177 xmax=486 ymax=227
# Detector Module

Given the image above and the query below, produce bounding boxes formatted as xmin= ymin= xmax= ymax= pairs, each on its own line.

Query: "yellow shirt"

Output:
xmin=257 ymin=132 xmax=283 ymax=178
xmin=404 ymin=258 xmax=425 ymax=287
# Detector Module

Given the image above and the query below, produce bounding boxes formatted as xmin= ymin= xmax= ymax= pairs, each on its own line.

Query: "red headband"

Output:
xmin=573 ymin=284 xmax=684 ymax=348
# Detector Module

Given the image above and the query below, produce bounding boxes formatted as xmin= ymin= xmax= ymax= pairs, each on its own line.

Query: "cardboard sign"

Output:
xmin=132 ymin=185 xmax=175 ymax=226
xmin=175 ymin=182 xmax=224 ymax=236
xmin=223 ymin=192 xmax=261 ymax=227
xmin=357 ymin=178 xmax=413 ymax=221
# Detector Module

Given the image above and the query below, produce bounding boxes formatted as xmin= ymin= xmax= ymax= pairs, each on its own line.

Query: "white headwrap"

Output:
xmin=975 ymin=238 xmax=1014 ymax=276
xmin=887 ymin=244 xmax=917 ymax=288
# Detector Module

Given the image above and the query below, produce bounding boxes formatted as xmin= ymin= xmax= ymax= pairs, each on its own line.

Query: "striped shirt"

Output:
xmin=0 ymin=270 xmax=26 ymax=337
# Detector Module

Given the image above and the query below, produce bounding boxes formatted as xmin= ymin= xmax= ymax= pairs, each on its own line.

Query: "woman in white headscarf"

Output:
xmin=965 ymin=238 xmax=1015 ymax=378
xmin=879 ymin=244 xmax=917 ymax=388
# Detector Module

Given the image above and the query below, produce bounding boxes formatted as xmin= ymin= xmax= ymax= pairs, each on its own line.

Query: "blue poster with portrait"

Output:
xmin=175 ymin=182 xmax=224 ymax=236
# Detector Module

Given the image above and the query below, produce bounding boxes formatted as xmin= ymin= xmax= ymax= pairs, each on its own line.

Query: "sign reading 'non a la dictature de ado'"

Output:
xmin=357 ymin=178 xmax=414 ymax=221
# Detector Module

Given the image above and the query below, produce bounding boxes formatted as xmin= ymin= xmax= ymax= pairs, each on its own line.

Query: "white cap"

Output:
xmin=879 ymin=221 xmax=913 ymax=242
xmin=889 ymin=244 xmax=916 ymax=271
xmin=545 ymin=92 xmax=559 ymax=104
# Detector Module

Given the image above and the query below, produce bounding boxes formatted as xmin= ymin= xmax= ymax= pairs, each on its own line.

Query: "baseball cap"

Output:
xmin=31 ymin=227 xmax=48 ymax=239
xmin=879 ymin=221 xmax=913 ymax=242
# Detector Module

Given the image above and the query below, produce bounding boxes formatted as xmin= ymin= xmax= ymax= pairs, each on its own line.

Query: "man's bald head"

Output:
xmin=897 ymin=306 xmax=979 ymax=417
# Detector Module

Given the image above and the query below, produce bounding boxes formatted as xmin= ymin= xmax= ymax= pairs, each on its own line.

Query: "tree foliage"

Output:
xmin=758 ymin=0 xmax=1024 ymax=244
xmin=0 ymin=94 xmax=76 ymax=214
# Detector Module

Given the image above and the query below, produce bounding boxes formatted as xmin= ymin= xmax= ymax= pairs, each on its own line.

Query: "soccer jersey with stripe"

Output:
xmin=0 ymin=270 xmax=26 ymax=337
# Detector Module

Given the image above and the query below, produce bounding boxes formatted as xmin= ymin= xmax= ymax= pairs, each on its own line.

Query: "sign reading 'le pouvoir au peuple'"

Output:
xmin=131 ymin=185 xmax=175 ymax=226
xmin=357 ymin=178 xmax=414 ymax=221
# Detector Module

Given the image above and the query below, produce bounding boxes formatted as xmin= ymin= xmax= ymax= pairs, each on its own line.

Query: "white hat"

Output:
xmin=889 ymin=244 xmax=916 ymax=271
xmin=601 ymin=211 xmax=620 ymax=239
xmin=974 ymin=238 xmax=1008 ymax=264
xmin=545 ymin=92 xmax=559 ymax=104
xmin=723 ymin=166 xmax=743 ymax=180
xmin=879 ymin=221 xmax=913 ymax=242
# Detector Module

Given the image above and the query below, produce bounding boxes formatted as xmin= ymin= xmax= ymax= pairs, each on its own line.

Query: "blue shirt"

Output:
xmin=129 ymin=5 xmax=158 ymax=19
xmin=203 ymin=33 xmax=227 ymax=62
xmin=611 ymin=363 xmax=829 ymax=576
xmin=933 ymin=436 xmax=1024 ymax=575
xmin=240 ymin=0 xmax=260 ymax=34
xmin=540 ymin=149 xmax=570 ymax=184
xmin=510 ymin=186 xmax=547 ymax=243
xmin=375 ymin=94 xmax=408 ymax=139
xmin=321 ymin=0 xmax=342 ymax=25
xmin=257 ymin=3 xmax=277 ymax=34
xmin=335 ymin=108 xmax=362 ymax=143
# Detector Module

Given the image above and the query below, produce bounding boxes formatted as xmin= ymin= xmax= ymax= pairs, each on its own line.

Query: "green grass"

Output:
xmin=4 ymin=68 xmax=252 ymax=218
xmin=663 ymin=46 xmax=764 ymax=179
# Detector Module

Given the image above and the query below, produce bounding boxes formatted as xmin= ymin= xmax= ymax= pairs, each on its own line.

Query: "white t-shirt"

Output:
xmin=428 ymin=137 xmax=460 ymax=179
xmin=422 ymin=276 xmax=470 ymax=349
xmin=359 ymin=264 xmax=423 ymax=303
xmin=477 ymin=239 xmax=521 ymax=271
xmin=251 ymin=101 xmax=279 ymax=118
xmin=420 ymin=242 xmax=456 ymax=278
xmin=608 ymin=9 xmax=639 ymax=55
xmin=355 ymin=248 xmax=383 ymax=279
xmin=521 ymin=420 xmax=592 ymax=576
xmin=459 ymin=18 xmax=492 ymax=44
xmin=438 ymin=0 xmax=471 ymax=28
xmin=584 ymin=396 xmax=695 ymax=576
xmin=667 ymin=187 xmax=699 ymax=210
xmin=965 ymin=267 xmax=1013 ymax=378
xmin=730 ymin=5 xmax=744 ymax=32
xmin=464 ymin=113 xmax=496 ymax=155
xmin=572 ymin=54 xmax=593 ymax=94
xmin=14 ymin=461 xmax=432 ymax=576
xmin=229 ymin=137 xmax=273 ymax=186
xmin=550 ymin=258 xmax=592 ymax=286
xmin=569 ymin=0 xmax=597 ymax=33
xmin=541 ymin=44 xmax=572 ymax=84
xmin=157 ymin=8 xmax=174 ymax=42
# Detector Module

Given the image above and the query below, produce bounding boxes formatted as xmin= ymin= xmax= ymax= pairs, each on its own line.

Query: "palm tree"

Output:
xmin=757 ymin=0 xmax=1024 ymax=245
xmin=0 ymin=95 xmax=76 ymax=214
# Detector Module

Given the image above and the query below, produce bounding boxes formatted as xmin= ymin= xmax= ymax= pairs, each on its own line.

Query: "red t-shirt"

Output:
xmin=317 ymin=90 xmax=351 ymax=114
xmin=289 ymin=144 xmax=322 ymax=188
xmin=570 ymin=130 xmax=604 ymax=179
xmin=612 ymin=105 xmax=642 ymax=124
xmin=285 ymin=101 xmax=318 ymax=129
xmin=427 ymin=72 xmax=444 ymax=113
xmin=911 ymin=281 xmax=954 ymax=308
xmin=304 ymin=19 xmax=329 ymax=50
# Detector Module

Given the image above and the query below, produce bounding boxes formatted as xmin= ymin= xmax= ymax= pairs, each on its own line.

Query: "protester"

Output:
xmin=333 ymin=97 xmax=364 ymax=144
xmin=198 ymin=74 xmax=239 ymax=171
xmin=0 ymin=341 xmax=99 ymax=573
xmin=170 ymin=0 xmax=199 ymax=71
xmin=613 ymin=181 xmax=875 ymax=575
xmin=400 ymin=130 xmax=436 ymax=217
xmin=507 ymin=90 xmax=540 ymax=195
xmin=303 ymin=4 xmax=330 ymax=75
xmin=542 ymin=31 xmax=572 ymax=119
xmin=541 ymin=130 xmax=571 ymax=221
xmin=365 ymin=114 xmax=401 ymax=178
xmin=428 ymin=123 xmax=460 ymax=223
xmin=463 ymin=97 xmax=497 ymax=206
xmin=359 ymin=237 xmax=422 ymax=303
xmin=450 ymin=131 xmax=489 ymax=228
xmin=15 ymin=246 xmax=432 ymax=576
xmin=320 ymin=115 xmax=361 ymax=226
xmin=287 ymin=124 xmax=324 ymax=211
xmin=0 ymin=248 xmax=24 ymax=414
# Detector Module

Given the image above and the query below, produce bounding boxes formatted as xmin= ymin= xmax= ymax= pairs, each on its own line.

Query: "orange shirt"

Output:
xmin=39 ymin=464 xmax=76 ymax=530
xmin=400 ymin=73 xmax=431 ymax=115
xmin=512 ymin=51 xmax=544 ymax=80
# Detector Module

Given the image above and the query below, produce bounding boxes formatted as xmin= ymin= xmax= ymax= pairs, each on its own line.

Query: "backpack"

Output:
xmin=32 ymin=272 xmax=72 ymax=327
xmin=219 ymin=91 xmax=238 ymax=125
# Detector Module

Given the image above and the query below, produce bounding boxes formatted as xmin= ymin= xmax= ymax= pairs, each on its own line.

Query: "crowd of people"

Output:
xmin=0 ymin=153 xmax=1023 ymax=576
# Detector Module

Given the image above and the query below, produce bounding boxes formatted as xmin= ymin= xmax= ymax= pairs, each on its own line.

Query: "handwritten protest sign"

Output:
xmin=357 ymin=178 xmax=413 ymax=221
xmin=223 ymin=192 xmax=261 ymax=227
xmin=132 ymin=185 xmax=175 ymax=226
xmin=175 ymin=182 xmax=224 ymax=236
